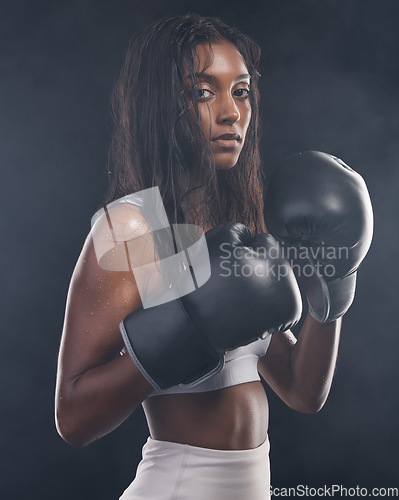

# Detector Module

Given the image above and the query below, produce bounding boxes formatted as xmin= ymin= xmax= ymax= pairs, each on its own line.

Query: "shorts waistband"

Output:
xmin=144 ymin=435 xmax=270 ymax=462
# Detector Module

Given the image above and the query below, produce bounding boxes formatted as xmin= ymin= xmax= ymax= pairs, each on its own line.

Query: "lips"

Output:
xmin=213 ymin=133 xmax=241 ymax=141
xmin=212 ymin=133 xmax=241 ymax=149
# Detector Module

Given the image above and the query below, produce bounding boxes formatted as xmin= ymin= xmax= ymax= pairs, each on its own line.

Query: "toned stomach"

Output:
xmin=142 ymin=381 xmax=269 ymax=450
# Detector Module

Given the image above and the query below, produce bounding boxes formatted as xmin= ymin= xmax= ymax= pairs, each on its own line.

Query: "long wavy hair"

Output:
xmin=104 ymin=13 xmax=266 ymax=234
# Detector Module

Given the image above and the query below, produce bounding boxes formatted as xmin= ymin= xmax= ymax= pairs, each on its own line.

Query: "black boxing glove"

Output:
xmin=264 ymin=151 xmax=373 ymax=323
xmin=120 ymin=222 xmax=302 ymax=390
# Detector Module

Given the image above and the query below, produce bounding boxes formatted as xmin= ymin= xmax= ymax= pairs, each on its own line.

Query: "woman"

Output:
xmin=55 ymin=14 xmax=348 ymax=499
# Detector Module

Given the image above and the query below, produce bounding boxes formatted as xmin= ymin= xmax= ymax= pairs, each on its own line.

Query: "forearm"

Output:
xmin=287 ymin=313 xmax=341 ymax=413
xmin=55 ymin=353 xmax=153 ymax=447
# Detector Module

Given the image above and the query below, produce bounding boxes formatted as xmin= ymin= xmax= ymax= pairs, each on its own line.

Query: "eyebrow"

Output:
xmin=193 ymin=72 xmax=251 ymax=82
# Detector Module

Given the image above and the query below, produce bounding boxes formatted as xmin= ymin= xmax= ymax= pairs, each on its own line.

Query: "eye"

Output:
xmin=197 ymin=88 xmax=214 ymax=100
xmin=234 ymin=87 xmax=250 ymax=98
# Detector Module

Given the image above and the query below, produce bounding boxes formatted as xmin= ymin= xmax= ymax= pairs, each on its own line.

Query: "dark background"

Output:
xmin=1 ymin=0 xmax=398 ymax=498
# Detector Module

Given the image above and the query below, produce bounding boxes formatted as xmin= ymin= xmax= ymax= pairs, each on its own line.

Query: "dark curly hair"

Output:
xmin=104 ymin=13 xmax=265 ymax=234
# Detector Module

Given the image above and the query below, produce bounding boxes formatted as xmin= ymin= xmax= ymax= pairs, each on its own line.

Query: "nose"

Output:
xmin=216 ymin=93 xmax=240 ymax=125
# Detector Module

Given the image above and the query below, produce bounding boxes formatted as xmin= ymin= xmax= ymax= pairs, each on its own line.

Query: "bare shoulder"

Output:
xmin=68 ymin=199 xmax=156 ymax=329
xmin=90 ymin=201 xmax=155 ymax=272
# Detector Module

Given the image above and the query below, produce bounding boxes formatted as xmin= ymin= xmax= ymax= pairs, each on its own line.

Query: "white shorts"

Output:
xmin=119 ymin=436 xmax=271 ymax=500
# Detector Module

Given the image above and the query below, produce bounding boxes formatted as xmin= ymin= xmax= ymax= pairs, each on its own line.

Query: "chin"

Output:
xmin=214 ymin=154 xmax=241 ymax=170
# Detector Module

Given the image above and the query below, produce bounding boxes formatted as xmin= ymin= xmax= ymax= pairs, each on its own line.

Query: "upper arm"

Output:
xmin=257 ymin=330 xmax=297 ymax=405
xmin=57 ymin=235 xmax=140 ymax=388
xmin=57 ymin=205 xmax=154 ymax=387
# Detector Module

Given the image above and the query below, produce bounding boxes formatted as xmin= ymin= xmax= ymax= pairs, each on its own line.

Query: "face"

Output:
xmin=190 ymin=40 xmax=252 ymax=170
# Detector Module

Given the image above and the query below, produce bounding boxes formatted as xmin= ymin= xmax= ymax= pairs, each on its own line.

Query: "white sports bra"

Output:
xmin=149 ymin=336 xmax=271 ymax=396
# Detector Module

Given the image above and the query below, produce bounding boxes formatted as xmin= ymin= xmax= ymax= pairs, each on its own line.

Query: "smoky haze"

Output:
xmin=0 ymin=0 xmax=397 ymax=498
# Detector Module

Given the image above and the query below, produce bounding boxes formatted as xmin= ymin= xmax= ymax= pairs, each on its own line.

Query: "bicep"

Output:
xmin=257 ymin=330 xmax=297 ymax=403
xmin=57 ymin=231 xmax=142 ymax=385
